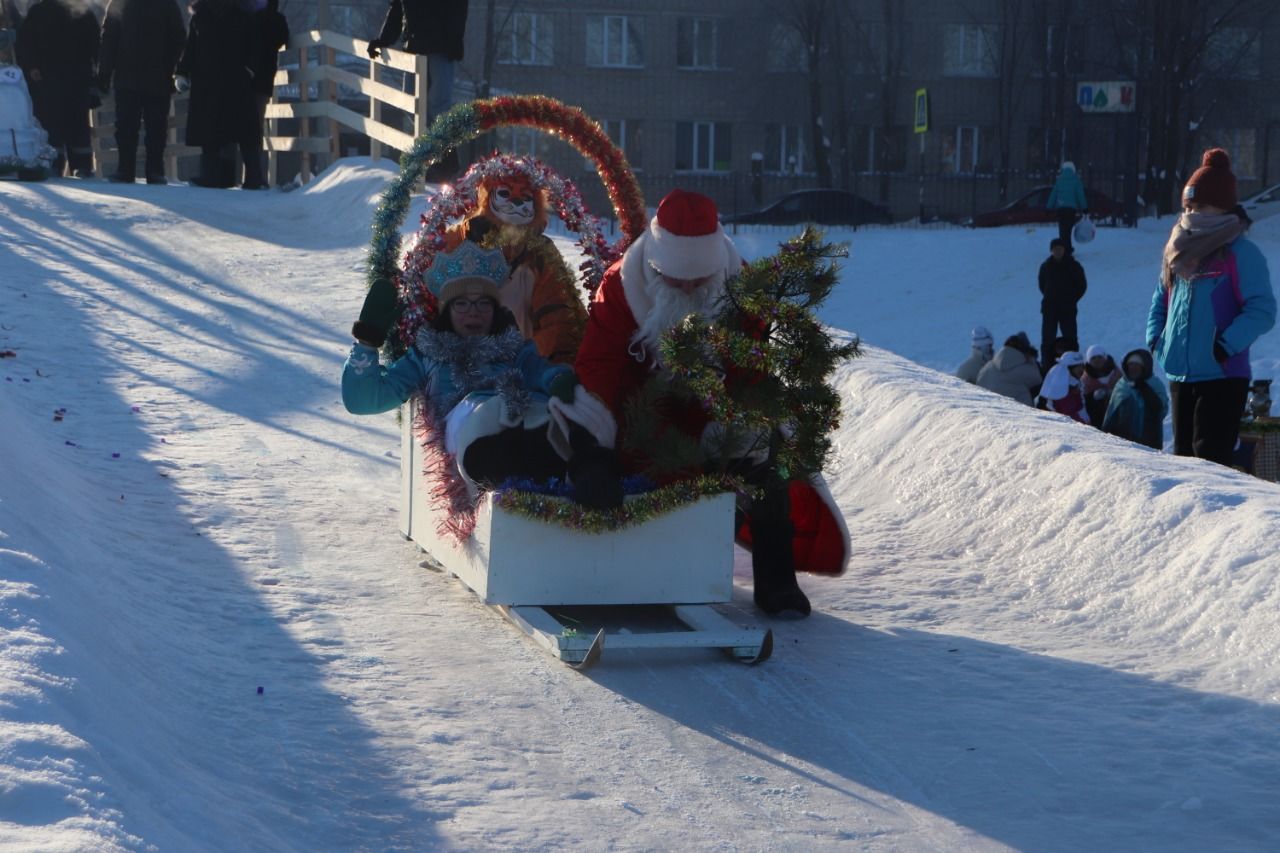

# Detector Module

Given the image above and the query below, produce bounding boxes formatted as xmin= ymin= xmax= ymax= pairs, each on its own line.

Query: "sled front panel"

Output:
xmin=401 ymin=404 xmax=735 ymax=606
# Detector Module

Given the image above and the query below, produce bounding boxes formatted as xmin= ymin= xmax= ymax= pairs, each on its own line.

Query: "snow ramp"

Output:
xmin=825 ymin=345 xmax=1280 ymax=702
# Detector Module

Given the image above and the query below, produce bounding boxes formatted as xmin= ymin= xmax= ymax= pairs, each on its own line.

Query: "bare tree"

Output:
xmin=1106 ymin=0 xmax=1273 ymax=214
xmin=843 ymin=0 xmax=910 ymax=203
xmin=773 ymin=0 xmax=834 ymax=186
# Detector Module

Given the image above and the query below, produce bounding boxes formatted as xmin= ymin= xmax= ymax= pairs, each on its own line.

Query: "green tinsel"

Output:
xmin=366 ymin=102 xmax=480 ymax=311
xmin=491 ymin=475 xmax=746 ymax=534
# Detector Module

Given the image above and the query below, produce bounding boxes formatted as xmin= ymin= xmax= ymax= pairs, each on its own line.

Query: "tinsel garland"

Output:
xmin=393 ymin=152 xmax=623 ymax=354
xmin=492 ymin=475 xmax=746 ymax=534
xmin=647 ymin=227 xmax=860 ymax=481
xmin=410 ymin=396 xmax=482 ymax=543
xmin=365 ymin=96 xmax=648 ymax=358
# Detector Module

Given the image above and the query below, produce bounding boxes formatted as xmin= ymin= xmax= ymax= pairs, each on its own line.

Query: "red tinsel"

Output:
xmin=475 ymin=95 xmax=647 ymax=244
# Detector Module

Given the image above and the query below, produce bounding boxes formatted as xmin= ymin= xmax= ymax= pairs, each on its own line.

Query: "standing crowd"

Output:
xmin=9 ymin=0 xmax=288 ymax=188
xmin=960 ymin=151 xmax=1276 ymax=467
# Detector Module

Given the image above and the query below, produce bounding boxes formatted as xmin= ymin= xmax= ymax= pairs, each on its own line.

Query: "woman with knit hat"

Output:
xmin=1145 ymin=148 xmax=1277 ymax=466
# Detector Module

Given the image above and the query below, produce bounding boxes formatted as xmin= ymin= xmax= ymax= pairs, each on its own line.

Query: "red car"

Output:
xmin=970 ymin=185 xmax=1123 ymax=227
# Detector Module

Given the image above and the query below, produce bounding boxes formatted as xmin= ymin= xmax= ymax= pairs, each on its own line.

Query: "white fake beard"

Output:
xmin=631 ymin=266 xmax=725 ymax=362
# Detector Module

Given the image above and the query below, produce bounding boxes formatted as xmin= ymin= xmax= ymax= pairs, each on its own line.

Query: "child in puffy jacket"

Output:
xmin=1102 ymin=348 xmax=1169 ymax=449
xmin=1081 ymin=344 xmax=1122 ymax=426
xmin=1040 ymin=351 xmax=1089 ymax=423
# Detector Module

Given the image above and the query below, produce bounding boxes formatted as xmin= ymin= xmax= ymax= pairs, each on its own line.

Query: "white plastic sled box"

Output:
xmin=399 ymin=400 xmax=735 ymax=607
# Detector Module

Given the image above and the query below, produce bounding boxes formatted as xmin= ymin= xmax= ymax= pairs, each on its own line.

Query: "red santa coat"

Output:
xmin=573 ymin=243 xmax=851 ymax=576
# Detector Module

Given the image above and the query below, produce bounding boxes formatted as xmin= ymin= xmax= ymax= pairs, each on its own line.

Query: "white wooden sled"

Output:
xmin=399 ymin=401 xmax=772 ymax=667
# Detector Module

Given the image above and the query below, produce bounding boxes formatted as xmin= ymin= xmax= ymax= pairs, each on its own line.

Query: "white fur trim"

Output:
xmin=547 ymin=391 xmax=617 ymax=457
xmin=647 ymin=216 xmax=731 ymax=280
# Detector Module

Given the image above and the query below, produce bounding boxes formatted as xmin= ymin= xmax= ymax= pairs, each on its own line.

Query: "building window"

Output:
xmin=854 ymin=126 xmax=907 ymax=173
xmin=851 ymin=22 xmax=910 ymax=76
xmin=498 ymin=12 xmax=553 ymax=66
xmin=767 ymin=25 xmax=807 ymax=72
xmin=498 ymin=127 xmax=540 ymax=157
xmin=764 ymin=124 xmax=805 ymax=174
xmin=587 ymin=15 xmax=644 ymax=68
xmin=943 ymin=24 xmax=997 ymax=77
xmin=676 ymin=121 xmax=732 ymax=172
xmin=1206 ymin=28 xmax=1261 ymax=80
xmin=677 ymin=18 xmax=719 ymax=69
xmin=942 ymin=126 xmax=980 ymax=173
xmin=597 ymin=119 xmax=643 ymax=170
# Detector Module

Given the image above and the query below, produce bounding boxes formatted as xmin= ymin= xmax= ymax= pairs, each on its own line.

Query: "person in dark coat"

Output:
xmin=1038 ymin=236 xmax=1087 ymax=373
xmin=98 ymin=0 xmax=186 ymax=184
xmin=368 ymin=1 xmax=468 ymax=179
xmin=176 ymin=0 xmax=261 ymax=189
xmin=246 ymin=0 xmax=288 ymax=189
xmin=15 ymin=0 xmax=100 ymax=177
xmin=1102 ymin=349 xmax=1169 ymax=450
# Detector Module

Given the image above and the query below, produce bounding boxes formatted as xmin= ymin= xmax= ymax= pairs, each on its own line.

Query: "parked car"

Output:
xmin=722 ymin=189 xmax=893 ymax=227
xmin=970 ymin=185 xmax=1124 ymax=227
xmin=1241 ymin=182 xmax=1280 ymax=222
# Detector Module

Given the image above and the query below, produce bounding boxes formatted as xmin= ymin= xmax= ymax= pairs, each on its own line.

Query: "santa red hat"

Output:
xmin=645 ymin=189 xmax=729 ymax=279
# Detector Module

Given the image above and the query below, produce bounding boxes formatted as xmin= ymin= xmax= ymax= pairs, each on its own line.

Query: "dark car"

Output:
xmin=722 ymin=189 xmax=893 ymax=227
xmin=970 ymin=185 xmax=1123 ymax=227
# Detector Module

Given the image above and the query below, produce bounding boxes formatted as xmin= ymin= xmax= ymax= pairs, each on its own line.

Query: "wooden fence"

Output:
xmin=89 ymin=30 xmax=430 ymax=186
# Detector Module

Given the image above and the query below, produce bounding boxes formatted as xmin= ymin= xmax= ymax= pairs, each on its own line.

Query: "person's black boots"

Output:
xmin=749 ymin=487 xmax=811 ymax=617
xmin=567 ymin=445 xmax=624 ymax=510
xmin=144 ymin=147 xmax=166 ymax=184
xmin=110 ymin=143 xmax=136 ymax=182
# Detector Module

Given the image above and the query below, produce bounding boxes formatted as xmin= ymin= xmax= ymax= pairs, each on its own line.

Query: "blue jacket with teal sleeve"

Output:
xmin=1145 ymin=237 xmax=1276 ymax=383
xmin=341 ymin=328 xmax=571 ymax=416
xmin=1046 ymin=168 xmax=1087 ymax=211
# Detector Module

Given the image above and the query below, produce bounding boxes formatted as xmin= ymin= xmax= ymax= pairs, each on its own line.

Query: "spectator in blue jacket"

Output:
xmin=1102 ymin=349 xmax=1168 ymax=450
xmin=1047 ymin=161 xmax=1087 ymax=251
xmin=1146 ymin=148 xmax=1277 ymax=467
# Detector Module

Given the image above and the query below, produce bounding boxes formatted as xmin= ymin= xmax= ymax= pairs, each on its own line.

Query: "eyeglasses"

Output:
xmin=449 ymin=297 xmax=496 ymax=314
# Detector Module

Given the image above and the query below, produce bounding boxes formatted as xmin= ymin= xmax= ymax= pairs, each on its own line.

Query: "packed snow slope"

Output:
xmin=2 ymin=160 xmax=1279 ymax=852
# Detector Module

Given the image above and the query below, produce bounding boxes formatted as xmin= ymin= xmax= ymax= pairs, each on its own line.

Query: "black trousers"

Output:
xmin=114 ymin=88 xmax=171 ymax=179
xmin=1169 ymin=378 xmax=1250 ymax=467
xmin=1057 ymin=207 xmax=1079 ymax=250
xmin=1040 ymin=306 xmax=1078 ymax=369
xmin=29 ymin=80 xmax=92 ymax=173
xmin=461 ymin=426 xmax=567 ymax=488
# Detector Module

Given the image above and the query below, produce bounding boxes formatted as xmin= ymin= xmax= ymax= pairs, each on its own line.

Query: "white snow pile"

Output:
xmin=2 ymin=160 xmax=1279 ymax=851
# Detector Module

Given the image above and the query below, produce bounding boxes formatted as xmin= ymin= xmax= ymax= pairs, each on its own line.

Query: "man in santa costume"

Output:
xmin=551 ymin=189 xmax=850 ymax=617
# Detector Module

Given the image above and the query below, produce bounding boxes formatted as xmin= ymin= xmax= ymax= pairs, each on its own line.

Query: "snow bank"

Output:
xmin=827 ymin=346 xmax=1280 ymax=702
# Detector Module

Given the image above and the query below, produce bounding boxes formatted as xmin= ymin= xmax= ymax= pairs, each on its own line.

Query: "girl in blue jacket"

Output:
xmin=1146 ymin=149 xmax=1277 ymax=466
xmin=342 ymin=242 xmax=620 ymax=506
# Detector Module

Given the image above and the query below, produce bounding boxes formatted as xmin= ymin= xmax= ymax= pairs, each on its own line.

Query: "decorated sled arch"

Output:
xmin=365 ymin=95 xmax=648 ymax=355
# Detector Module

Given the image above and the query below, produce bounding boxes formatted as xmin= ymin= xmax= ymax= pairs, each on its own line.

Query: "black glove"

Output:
xmin=351 ymin=275 xmax=399 ymax=348
xmin=547 ymin=370 xmax=578 ymax=404
xmin=367 ymin=40 xmax=386 ymax=59
xmin=1213 ymin=339 xmax=1231 ymax=363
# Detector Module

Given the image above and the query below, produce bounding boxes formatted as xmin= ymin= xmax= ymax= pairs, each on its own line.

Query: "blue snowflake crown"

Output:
xmin=427 ymin=241 xmax=510 ymax=301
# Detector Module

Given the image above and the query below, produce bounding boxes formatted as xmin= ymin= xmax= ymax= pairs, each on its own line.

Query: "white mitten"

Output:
xmin=547 ymin=389 xmax=617 ymax=459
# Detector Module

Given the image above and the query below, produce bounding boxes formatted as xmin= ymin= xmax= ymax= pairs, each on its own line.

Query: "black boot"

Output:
xmin=567 ymin=445 xmax=624 ymax=510
xmin=749 ymin=488 xmax=810 ymax=617
xmin=110 ymin=143 xmax=136 ymax=182
xmin=144 ymin=148 xmax=166 ymax=184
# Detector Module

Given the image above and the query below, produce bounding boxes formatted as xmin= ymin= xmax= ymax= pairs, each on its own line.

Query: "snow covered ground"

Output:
xmin=2 ymin=160 xmax=1279 ymax=851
